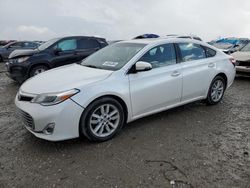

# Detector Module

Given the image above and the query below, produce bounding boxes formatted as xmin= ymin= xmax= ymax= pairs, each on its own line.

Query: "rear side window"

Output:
xmin=23 ymin=42 xmax=37 ymax=48
xmin=9 ymin=42 xmax=23 ymax=48
xmin=139 ymin=43 xmax=176 ymax=68
xmin=203 ymin=46 xmax=216 ymax=57
xmin=178 ymin=43 xmax=206 ymax=62
xmin=57 ymin=39 xmax=77 ymax=51
xmin=78 ymin=38 xmax=100 ymax=49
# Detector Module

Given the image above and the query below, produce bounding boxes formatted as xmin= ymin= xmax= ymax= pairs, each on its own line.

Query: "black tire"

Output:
xmin=0 ymin=56 xmax=3 ymax=63
xmin=206 ymin=76 xmax=226 ymax=105
xmin=29 ymin=65 xmax=48 ymax=77
xmin=80 ymin=97 xmax=125 ymax=142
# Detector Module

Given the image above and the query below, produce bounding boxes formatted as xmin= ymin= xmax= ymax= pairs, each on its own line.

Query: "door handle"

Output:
xmin=171 ymin=70 xmax=181 ymax=77
xmin=208 ymin=63 xmax=215 ymax=68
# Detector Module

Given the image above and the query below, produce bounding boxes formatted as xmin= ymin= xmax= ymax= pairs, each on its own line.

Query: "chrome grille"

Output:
xmin=17 ymin=108 xmax=35 ymax=130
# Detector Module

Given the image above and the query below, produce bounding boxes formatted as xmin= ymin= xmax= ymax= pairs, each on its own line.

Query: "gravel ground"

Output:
xmin=0 ymin=63 xmax=249 ymax=188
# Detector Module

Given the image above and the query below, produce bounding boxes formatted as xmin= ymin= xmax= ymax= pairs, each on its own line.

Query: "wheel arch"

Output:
xmin=206 ymin=72 xmax=228 ymax=98
xmin=28 ymin=62 xmax=51 ymax=76
xmin=78 ymin=94 xmax=129 ymax=136
xmin=215 ymin=72 xmax=228 ymax=88
xmin=83 ymin=94 xmax=128 ymax=122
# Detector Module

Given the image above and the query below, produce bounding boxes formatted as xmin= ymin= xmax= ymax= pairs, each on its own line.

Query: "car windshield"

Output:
xmin=240 ymin=43 xmax=250 ymax=52
xmin=38 ymin=38 xmax=60 ymax=51
xmin=81 ymin=42 xmax=146 ymax=71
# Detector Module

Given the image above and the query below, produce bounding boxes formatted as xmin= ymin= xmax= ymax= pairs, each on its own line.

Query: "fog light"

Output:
xmin=43 ymin=123 xmax=55 ymax=135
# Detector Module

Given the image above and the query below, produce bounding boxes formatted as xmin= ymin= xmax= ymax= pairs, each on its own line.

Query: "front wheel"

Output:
xmin=80 ymin=97 xmax=125 ymax=142
xmin=206 ymin=76 xmax=226 ymax=105
xmin=29 ymin=65 xmax=48 ymax=77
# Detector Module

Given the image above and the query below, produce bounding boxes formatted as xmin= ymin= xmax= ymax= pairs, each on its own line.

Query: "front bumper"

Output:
xmin=5 ymin=61 xmax=29 ymax=82
xmin=236 ymin=66 xmax=250 ymax=76
xmin=15 ymin=95 xmax=84 ymax=141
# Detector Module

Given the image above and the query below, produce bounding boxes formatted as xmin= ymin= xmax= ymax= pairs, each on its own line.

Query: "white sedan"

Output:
xmin=15 ymin=38 xmax=236 ymax=142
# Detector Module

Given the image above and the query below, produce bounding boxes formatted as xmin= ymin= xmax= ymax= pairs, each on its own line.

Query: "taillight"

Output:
xmin=229 ymin=57 xmax=236 ymax=67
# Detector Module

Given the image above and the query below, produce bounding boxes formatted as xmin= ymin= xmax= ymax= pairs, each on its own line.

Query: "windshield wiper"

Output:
xmin=83 ymin=64 xmax=99 ymax=69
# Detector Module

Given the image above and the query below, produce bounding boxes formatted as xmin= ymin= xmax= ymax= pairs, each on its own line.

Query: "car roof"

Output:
xmin=57 ymin=36 xmax=106 ymax=40
xmin=117 ymin=37 xmax=220 ymax=53
xmin=119 ymin=37 xmax=205 ymax=46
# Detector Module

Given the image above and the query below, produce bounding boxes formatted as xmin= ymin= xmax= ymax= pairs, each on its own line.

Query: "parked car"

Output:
xmin=15 ymin=38 xmax=235 ymax=142
xmin=134 ymin=34 xmax=160 ymax=39
xmin=231 ymin=42 xmax=250 ymax=76
xmin=6 ymin=36 xmax=108 ymax=83
xmin=210 ymin=38 xmax=249 ymax=54
xmin=0 ymin=41 xmax=39 ymax=62
xmin=166 ymin=34 xmax=202 ymax=41
xmin=0 ymin=40 xmax=16 ymax=47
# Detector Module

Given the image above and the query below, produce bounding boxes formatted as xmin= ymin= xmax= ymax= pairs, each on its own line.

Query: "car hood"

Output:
xmin=231 ymin=51 xmax=250 ymax=62
xmin=9 ymin=49 xmax=39 ymax=59
xmin=20 ymin=64 xmax=113 ymax=94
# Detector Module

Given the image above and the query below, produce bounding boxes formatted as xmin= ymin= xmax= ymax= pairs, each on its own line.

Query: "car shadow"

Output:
xmin=22 ymin=100 xmax=207 ymax=151
xmin=235 ymin=75 xmax=250 ymax=81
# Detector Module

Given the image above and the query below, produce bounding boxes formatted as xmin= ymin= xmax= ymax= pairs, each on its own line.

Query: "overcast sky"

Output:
xmin=0 ymin=0 xmax=250 ymax=41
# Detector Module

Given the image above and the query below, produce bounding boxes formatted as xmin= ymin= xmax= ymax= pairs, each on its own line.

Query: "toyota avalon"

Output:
xmin=15 ymin=38 xmax=236 ymax=142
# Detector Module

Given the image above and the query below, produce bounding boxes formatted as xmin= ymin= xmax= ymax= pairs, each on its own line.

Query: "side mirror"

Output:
xmin=135 ymin=61 xmax=152 ymax=72
xmin=54 ymin=48 xmax=62 ymax=55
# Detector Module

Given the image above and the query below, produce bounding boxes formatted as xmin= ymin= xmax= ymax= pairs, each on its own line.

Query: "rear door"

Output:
xmin=75 ymin=38 xmax=101 ymax=62
xmin=129 ymin=43 xmax=182 ymax=117
xmin=177 ymin=43 xmax=215 ymax=101
xmin=51 ymin=38 xmax=79 ymax=67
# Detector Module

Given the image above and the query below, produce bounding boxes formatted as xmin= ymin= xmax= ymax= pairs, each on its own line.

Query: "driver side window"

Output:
xmin=139 ymin=43 xmax=176 ymax=69
xmin=55 ymin=39 xmax=77 ymax=51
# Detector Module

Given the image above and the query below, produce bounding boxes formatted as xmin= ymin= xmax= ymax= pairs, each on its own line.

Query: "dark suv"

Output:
xmin=6 ymin=36 xmax=108 ymax=83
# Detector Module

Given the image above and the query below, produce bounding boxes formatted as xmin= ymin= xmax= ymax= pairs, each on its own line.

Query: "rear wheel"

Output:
xmin=0 ymin=56 xmax=3 ymax=62
xmin=206 ymin=76 xmax=226 ymax=105
xmin=80 ymin=97 xmax=125 ymax=142
xmin=29 ymin=65 xmax=48 ymax=77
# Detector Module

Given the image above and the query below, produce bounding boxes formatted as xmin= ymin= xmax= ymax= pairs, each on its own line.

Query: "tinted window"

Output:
xmin=78 ymin=39 xmax=100 ymax=49
xmin=203 ymin=46 xmax=216 ymax=57
xmin=23 ymin=42 xmax=37 ymax=48
xmin=57 ymin=39 xmax=77 ymax=51
xmin=178 ymin=43 xmax=206 ymax=62
xmin=139 ymin=43 xmax=176 ymax=68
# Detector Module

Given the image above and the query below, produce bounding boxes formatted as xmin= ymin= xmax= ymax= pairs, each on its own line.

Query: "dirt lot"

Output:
xmin=0 ymin=63 xmax=249 ymax=188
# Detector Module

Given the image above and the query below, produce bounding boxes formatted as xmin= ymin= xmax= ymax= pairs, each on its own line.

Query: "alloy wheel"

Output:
xmin=34 ymin=68 xmax=46 ymax=75
xmin=89 ymin=104 xmax=120 ymax=137
xmin=211 ymin=80 xmax=224 ymax=102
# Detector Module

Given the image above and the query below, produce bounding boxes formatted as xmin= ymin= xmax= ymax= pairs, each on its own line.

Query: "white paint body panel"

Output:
xmin=15 ymin=38 xmax=236 ymax=141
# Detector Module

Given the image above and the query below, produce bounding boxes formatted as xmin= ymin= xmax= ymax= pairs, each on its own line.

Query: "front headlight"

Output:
xmin=31 ymin=89 xmax=80 ymax=106
xmin=17 ymin=56 xmax=30 ymax=63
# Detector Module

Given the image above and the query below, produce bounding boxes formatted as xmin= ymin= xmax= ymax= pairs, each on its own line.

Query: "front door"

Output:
xmin=129 ymin=43 xmax=182 ymax=117
xmin=51 ymin=38 xmax=79 ymax=68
